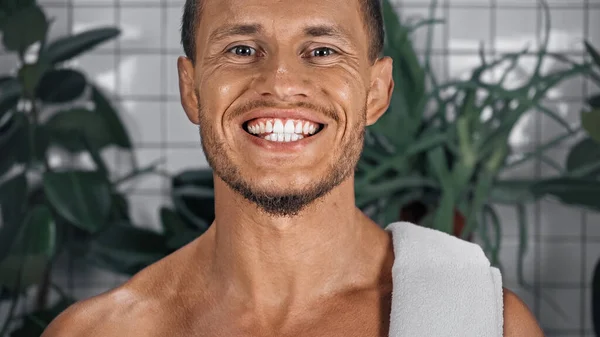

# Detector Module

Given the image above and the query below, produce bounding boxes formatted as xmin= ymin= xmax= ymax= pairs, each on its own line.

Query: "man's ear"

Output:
xmin=177 ymin=56 xmax=200 ymax=125
xmin=365 ymin=56 xmax=394 ymax=126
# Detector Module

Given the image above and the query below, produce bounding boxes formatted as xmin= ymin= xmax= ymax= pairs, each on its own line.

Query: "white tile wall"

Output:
xmin=1 ymin=1 xmax=598 ymax=336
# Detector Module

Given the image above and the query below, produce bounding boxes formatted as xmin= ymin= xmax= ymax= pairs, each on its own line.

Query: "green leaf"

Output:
xmin=404 ymin=131 xmax=447 ymax=156
xmin=582 ymin=108 xmax=600 ymax=143
xmin=531 ymin=178 xmax=600 ymax=211
xmin=0 ymin=77 xmax=22 ymax=119
xmin=379 ymin=192 xmax=423 ymax=227
xmin=170 ymin=168 xmax=215 ymax=230
xmin=0 ymin=173 xmax=27 ymax=262
xmin=161 ymin=207 xmax=204 ymax=249
xmin=589 ymin=94 xmax=600 ymax=109
xmin=172 ymin=186 xmax=214 ymax=231
xmin=45 ymin=27 xmax=120 ymax=64
xmin=36 ymin=69 xmax=87 ymax=103
xmin=427 ymin=147 xmax=453 ymax=190
xmin=566 ymin=137 xmax=600 ymax=177
xmin=165 ymin=229 xmax=202 ymax=250
xmin=9 ymin=298 xmax=74 ymax=337
xmin=432 ymin=192 xmax=455 ymax=234
xmin=356 ymin=176 xmax=437 ymax=205
xmin=86 ymin=222 xmax=169 ymax=275
xmin=107 ymin=192 xmax=130 ymax=223
xmin=160 ymin=207 xmax=190 ymax=236
xmin=427 ymin=147 xmax=455 ymax=233
xmin=0 ymin=0 xmax=35 ymax=15
xmin=17 ymin=61 xmax=50 ymax=98
xmin=91 ymin=86 xmax=132 ymax=149
xmin=0 ymin=205 xmax=56 ymax=291
xmin=10 ymin=205 xmax=56 ymax=256
xmin=0 ymin=112 xmax=30 ymax=175
xmin=585 ymin=40 xmax=600 ymax=69
xmin=593 ymin=257 xmax=600 ymax=336
xmin=461 ymin=172 xmax=494 ymax=240
xmin=0 ymin=4 xmax=48 ymax=53
xmin=44 ymin=108 xmax=118 ymax=152
xmin=43 ymin=170 xmax=112 ymax=233
xmin=0 ymin=255 xmax=47 ymax=292
xmin=374 ymin=0 xmax=426 ymax=148
xmin=172 ymin=168 xmax=214 ymax=189
xmin=489 ymin=179 xmax=537 ymax=204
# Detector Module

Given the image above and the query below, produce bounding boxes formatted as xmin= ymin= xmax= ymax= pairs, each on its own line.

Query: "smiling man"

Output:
xmin=43 ymin=0 xmax=544 ymax=336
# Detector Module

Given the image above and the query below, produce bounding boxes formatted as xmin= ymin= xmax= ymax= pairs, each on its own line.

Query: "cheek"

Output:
xmin=199 ymin=68 xmax=247 ymax=118
xmin=327 ymin=74 xmax=367 ymax=121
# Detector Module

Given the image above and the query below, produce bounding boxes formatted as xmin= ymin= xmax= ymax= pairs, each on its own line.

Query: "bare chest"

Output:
xmin=180 ymin=295 xmax=391 ymax=337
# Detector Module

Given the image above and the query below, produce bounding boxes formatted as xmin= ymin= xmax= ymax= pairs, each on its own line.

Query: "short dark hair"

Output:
xmin=181 ymin=0 xmax=384 ymax=63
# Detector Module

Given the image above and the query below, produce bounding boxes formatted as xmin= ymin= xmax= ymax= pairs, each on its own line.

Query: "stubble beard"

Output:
xmin=197 ymin=101 xmax=366 ymax=217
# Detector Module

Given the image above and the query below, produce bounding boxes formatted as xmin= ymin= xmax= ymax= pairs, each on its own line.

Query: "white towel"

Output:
xmin=385 ymin=221 xmax=504 ymax=336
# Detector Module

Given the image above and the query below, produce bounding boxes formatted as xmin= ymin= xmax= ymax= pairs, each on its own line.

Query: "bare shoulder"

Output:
xmin=503 ymin=287 xmax=545 ymax=337
xmin=41 ymin=280 xmax=165 ymax=337
xmin=42 ymin=241 xmax=203 ymax=337
xmin=40 ymin=287 xmax=129 ymax=336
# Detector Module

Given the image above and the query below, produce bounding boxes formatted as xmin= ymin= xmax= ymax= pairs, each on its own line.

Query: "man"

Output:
xmin=43 ymin=0 xmax=544 ymax=335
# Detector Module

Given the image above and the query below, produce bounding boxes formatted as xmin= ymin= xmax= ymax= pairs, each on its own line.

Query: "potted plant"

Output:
xmin=0 ymin=1 xmax=164 ymax=334
xmin=355 ymin=0 xmax=592 ymax=266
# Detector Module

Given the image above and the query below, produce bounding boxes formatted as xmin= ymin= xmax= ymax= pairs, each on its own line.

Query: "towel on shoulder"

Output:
xmin=386 ymin=221 xmax=504 ymax=337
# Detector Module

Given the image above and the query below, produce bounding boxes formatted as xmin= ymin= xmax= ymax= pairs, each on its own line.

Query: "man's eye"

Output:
xmin=229 ymin=45 xmax=256 ymax=57
xmin=310 ymin=47 xmax=336 ymax=57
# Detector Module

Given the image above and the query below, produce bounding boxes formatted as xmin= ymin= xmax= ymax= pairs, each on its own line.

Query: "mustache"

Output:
xmin=227 ymin=100 xmax=340 ymax=123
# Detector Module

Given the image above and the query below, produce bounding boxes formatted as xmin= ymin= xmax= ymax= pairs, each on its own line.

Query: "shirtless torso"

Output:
xmin=42 ymin=225 xmax=395 ymax=337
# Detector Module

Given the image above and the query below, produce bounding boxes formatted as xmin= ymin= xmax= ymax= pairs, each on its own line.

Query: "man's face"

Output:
xmin=178 ymin=0 xmax=392 ymax=216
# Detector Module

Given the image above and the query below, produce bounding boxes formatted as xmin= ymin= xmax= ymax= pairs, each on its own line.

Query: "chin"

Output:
xmin=247 ymin=170 xmax=319 ymax=192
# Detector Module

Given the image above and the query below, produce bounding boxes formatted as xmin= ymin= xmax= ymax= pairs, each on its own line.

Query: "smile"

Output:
xmin=244 ymin=118 xmax=324 ymax=142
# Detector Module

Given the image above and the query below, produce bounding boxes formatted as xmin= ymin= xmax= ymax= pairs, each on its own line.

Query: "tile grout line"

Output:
xmin=113 ymin=0 xmax=123 ymax=289
xmin=533 ymin=0 xmax=542 ymax=322
xmin=581 ymin=1 xmax=590 ymax=335
xmin=161 ymin=0 xmax=169 ymax=210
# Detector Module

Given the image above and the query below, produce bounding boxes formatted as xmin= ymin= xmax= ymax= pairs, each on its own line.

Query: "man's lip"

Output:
xmin=238 ymin=109 xmax=328 ymax=125
xmin=242 ymin=124 xmax=325 ymax=153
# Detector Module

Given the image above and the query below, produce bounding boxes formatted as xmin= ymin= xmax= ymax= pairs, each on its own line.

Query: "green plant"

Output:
xmin=85 ymin=168 xmax=214 ymax=276
xmin=0 ymin=1 xmax=164 ymax=335
xmin=357 ymin=0 xmax=592 ymax=268
xmin=573 ymin=40 xmax=600 ymax=337
xmin=353 ymin=0 xmax=599 ymax=318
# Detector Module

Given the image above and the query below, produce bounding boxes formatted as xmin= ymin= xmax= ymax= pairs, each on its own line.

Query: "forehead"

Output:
xmin=198 ymin=0 xmax=365 ymax=41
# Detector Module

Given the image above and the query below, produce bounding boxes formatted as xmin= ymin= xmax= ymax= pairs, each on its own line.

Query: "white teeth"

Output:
xmin=303 ymin=122 xmax=310 ymax=134
xmin=274 ymin=120 xmax=284 ymax=133
xmin=247 ymin=118 xmax=321 ymax=141
xmin=262 ymin=133 xmax=306 ymax=142
xmin=284 ymin=120 xmax=295 ymax=133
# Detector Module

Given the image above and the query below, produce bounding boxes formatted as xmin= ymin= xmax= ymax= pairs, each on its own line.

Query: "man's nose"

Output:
xmin=252 ymin=56 xmax=313 ymax=101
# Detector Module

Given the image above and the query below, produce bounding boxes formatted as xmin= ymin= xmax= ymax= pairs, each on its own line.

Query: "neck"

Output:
xmin=203 ymin=175 xmax=394 ymax=315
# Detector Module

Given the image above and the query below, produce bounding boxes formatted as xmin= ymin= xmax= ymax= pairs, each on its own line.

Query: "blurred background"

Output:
xmin=0 ymin=0 xmax=599 ymax=336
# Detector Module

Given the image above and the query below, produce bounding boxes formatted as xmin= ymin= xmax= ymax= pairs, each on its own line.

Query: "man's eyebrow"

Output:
xmin=303 ymin=25 xmax=353 ymax=44
xmin=208 ymin=24 xmax=263 ymax=43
